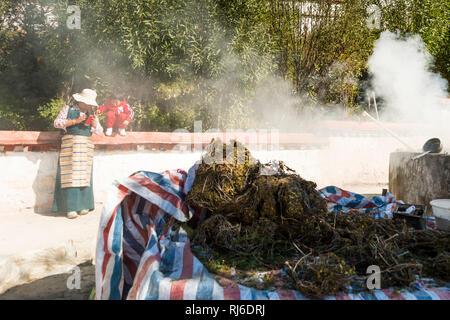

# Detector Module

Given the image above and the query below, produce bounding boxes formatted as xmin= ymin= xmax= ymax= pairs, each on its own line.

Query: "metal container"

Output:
xmin=423 ymin=138 xmax=442 ymax=153
xmin=430 ymin=199 xmax=450 ymax=232
xmin=393 ymin=203 xmax=427 ymax=230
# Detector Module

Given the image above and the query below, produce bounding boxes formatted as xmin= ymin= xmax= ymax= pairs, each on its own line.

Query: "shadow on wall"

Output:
xmin=28 ymin=132 xmax=60 ymax=216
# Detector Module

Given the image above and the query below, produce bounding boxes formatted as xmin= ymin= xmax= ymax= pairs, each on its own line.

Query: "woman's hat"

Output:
xmin=73 ymin=89 xmax=99 ymax=107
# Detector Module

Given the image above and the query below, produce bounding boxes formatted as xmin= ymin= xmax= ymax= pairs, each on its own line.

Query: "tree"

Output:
xmin=0 ymin=0 xmax=447 ymax=131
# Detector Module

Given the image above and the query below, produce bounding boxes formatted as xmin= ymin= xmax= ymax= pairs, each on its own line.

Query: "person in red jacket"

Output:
xmin=96 ymin=93 xmax=134 ymax=136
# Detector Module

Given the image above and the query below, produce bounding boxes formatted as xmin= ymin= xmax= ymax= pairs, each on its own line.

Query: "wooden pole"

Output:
xmin=363 ymin=111 xmax=414 ymax=151
xmin=372 ymin=91 xmax=379 ymax=120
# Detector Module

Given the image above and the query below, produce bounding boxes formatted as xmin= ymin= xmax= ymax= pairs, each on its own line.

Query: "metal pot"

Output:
xmin=423 ymin=138 xmax=442 ymax=153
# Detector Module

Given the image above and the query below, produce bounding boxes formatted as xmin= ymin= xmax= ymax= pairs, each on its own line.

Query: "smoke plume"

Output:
xmin=368 ymin=31 xmax=449 ymax=137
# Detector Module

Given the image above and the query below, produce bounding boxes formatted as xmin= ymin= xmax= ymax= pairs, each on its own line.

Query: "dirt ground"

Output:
xmin=0 ymin=262 xmax=95 ymax=300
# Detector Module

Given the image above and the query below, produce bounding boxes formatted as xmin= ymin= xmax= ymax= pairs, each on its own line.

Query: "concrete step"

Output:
xmin=0 ymin=206 xmax=101 ymax=295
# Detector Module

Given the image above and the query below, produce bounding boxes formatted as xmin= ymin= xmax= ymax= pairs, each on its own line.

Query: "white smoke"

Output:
xmin=368 ymin=31 xmax=449 ymax=136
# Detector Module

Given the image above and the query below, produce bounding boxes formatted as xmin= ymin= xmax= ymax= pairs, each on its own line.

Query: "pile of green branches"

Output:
xmin=184 ymin=139 xmax=450 ymax=298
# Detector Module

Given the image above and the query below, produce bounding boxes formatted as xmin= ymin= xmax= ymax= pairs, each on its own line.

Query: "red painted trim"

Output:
xmin=0 ymin=130 xmax=327 ymax=149
xmin=0 ymin=131 xmax=60 ymax=145
xmin=0 ymin=121 xmax=427 ymax=151
xmin=306 ymin=120 xmax=431 ymax=133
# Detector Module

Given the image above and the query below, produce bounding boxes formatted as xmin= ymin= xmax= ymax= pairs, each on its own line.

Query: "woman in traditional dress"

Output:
xmin=52 ymin=89 xmax=103 ymax=219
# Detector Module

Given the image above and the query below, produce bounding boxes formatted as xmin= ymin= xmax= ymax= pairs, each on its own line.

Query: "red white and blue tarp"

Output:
xmin=95 ymin=165 xmax=449 ymax=300
xmin=318 ymin=186 xmax=401 ymax=219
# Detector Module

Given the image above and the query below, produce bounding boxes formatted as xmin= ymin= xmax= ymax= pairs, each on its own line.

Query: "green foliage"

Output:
xmin=37 ymin=98 xmax=66 ymax=130
xmin=0 ymin=0 xmax=447 ymax=131
xmin=0 ymin=1 xmax=74 ymax=130
xmin=269 ymin=0 xmax=377 ymax=110
xmin=0 ymin=105 xmax=26 ymax=130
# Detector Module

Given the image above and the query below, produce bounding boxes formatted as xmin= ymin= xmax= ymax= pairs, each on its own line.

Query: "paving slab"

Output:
xmin=0 ymin=204 xmax=102 ymax=295
xmin=0 ymin=262 xmax=95 ymax=300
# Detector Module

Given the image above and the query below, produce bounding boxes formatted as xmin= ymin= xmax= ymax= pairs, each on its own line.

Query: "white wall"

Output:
xmin=0 ymin=135 xmax=431 ymax=214
xmin=0 ymin=150 xmax=203 ymax=214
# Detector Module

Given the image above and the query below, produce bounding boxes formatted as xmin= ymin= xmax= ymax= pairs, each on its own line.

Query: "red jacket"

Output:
xmin=97 ymin=99 xmax=135 ymax=122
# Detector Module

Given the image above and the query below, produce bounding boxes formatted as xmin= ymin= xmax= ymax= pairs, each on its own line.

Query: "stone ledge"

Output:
xmin=0 ymin=238 xmax=95 ymax=295
xmin=0 ymin=207 xmax=100 ymax=295
xmin=0 ymin=130 xmax=329 ymax=152
xmin=0 ymin=120 xmax=429 ymax=152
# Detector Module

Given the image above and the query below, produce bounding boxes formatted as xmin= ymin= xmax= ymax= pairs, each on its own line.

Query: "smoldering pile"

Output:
xmin=183 ymin=139 xmax=450 ymax=298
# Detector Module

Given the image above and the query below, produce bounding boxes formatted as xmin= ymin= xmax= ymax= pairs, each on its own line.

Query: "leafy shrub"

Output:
xmin=37 ymin=98 xmax=67 ymax=131
xmin=0 ymin=105 xmax=26 ymax=130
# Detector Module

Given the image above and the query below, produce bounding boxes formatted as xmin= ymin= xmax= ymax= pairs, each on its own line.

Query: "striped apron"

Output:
xmin=59 ymin=134 xmax=94 ymax=188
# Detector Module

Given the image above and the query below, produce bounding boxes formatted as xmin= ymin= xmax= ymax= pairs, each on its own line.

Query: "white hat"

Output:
xmin=73 ymin=89 xmax=98 ymax=107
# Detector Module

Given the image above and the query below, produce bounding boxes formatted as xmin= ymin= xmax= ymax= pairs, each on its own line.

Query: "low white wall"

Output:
xmin=0 ymin=136 xmax=433 ymax=214
xmin=0 ymin=150 xmax=203 ymax=214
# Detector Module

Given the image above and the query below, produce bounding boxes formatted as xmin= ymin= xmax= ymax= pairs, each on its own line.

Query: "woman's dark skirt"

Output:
xmin=52 ymin=158 xmax=95 ymax=213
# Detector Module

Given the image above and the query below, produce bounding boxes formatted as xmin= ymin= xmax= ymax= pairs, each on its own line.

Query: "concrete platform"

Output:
xmin=0 ymin=262 xmax=95 ymax=300
xmin=389 ymin=152 xmax=450 ymax=213
xmin=0 ymin=204 xmax=102 ymax=296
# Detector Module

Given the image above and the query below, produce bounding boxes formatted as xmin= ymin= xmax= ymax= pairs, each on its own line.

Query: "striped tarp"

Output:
xmin=95 ymin=165 xmax=449 ymax=300
xmin=60 ymin=134 xmax=94 ymax=188
xmin=318 ymin=186 xmax=402 ymax=219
